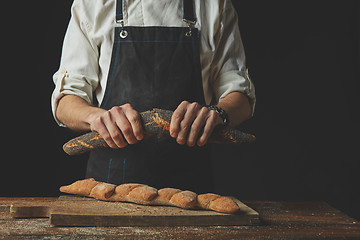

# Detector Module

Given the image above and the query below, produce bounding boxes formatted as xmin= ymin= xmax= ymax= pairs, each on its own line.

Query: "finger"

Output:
xmin=112 ymin=108 xmax=138 ymax=145
xmin=102 ymin=111 xmax=128 ymax=148
xmin=177 ymin=102 xmax=201 ymax=145
xmin=170 ymin=101 xmax=189 ymax=138
xmin=96 ymin=123 xmax=118 ymax=149
xmin=197 ymin=111 xmax=218 ymax=147
xmin=90 ymin=112 xmax=118 ymax=148
xmin=122 ymin=105 xmax=143 ymax=141
xmin=187 ymin=107 xmax=209 ymax=147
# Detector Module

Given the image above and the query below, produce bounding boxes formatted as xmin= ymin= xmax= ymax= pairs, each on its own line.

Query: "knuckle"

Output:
xmin=111 ymin=131 xmax=121 ymax=140
xmin=99 ymin=113 xmax=106 ymax=119
xmin=103 ymin=134 xmax=112 ymax=143
xmin=172 ymin=112 xmax=182 ymax=121
xmin=190 ymin=102 xmax=201 ymax=110
xmin=171 ymin=124 xmax=180 ymax=132
xmin=191 ymin=123 xmax=200 ymax=132
xmin=200 ymin=107 xmax=210 ymax=115
xmin=209 ymin=110 xmax=217 ymax=119
xmin=102 ymin=110 xmax=112 ymax=119
xmin=109 ymin=107 xmax=119 ymax=114
xmin=94 ymin=118 xmax=102 ymax=127
xmin=180 ymin=121 xmax=189 ymax=129
xmin=122 ymin=126 xmax=132 ymax=136
xmin=128 ymin=115 xmax=139 ymax=123
xmin=180 ymin=100 xmax=190 ymax=107
xmin=98 ymin=115 xmax=106 ymax=124
xmin=132 ymin=110 xmax=140 ymax=117
xmin=122 ymin=103 xmax=132 ymax=109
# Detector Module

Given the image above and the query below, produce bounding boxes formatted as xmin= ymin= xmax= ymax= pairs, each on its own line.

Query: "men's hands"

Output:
xmin=89 ymin=101 xmax=222 ymax=149
xmin=57 ymin=93 xmax=250 ymax=149
xmin=170 ymin=101 xmax=223 ymax=147
xmin=89 ymin=104 xmax=144 ymax=149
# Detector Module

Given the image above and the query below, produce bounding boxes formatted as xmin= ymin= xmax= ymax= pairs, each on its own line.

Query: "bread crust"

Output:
xmin=60 ymin=179 xmax=240 ymax=214
xmin=59 ymin=178 xmax=99 ymax=196
xmin=89 ymin=182 xmax=116 ymax=200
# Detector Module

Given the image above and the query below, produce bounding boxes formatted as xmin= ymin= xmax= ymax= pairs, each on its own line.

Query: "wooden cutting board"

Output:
xmin=11 ymin=195 xmax=260 ymax=227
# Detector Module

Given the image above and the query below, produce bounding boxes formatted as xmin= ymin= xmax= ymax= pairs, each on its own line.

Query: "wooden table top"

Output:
xmin=1 ymin=197 xmax=359 ymax=239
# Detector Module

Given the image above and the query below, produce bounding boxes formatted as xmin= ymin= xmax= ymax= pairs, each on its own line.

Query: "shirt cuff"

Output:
xmin=214 ymin=69 xmax=256 ymax=116
xmin=51 ymin=68 xmax=94 ymax=127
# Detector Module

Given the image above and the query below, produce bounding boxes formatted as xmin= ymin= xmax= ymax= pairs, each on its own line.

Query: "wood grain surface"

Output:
xmin=10 ymin=195 xmax=259 ymax=227
xmin=1 ymin=197 xmax=359 ymax=239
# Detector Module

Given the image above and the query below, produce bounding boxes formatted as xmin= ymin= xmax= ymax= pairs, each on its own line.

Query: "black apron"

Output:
xmin=86 ymin=0 xmax=213 ymax=193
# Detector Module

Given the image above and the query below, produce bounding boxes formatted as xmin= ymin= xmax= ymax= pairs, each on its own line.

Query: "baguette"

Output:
xmin=89 ymin=182 xmax=116 ymax=200
xmin=63 ymin=108 xmax=256 ymax=155
xmin=59 ymin=179 xmax=240 ymax=214
xmin=59 ymin=178 xmax=99 ymax=196
xmin=110 ymin=184 xmax=158 ymax=205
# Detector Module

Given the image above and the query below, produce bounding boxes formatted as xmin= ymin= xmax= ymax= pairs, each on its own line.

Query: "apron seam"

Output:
xmin=122 ymin=158 xmax=126 ymax=184
xmin=106 ymin=158 xmax=113 ymax=183
xmin=101 ymin=33 xmax=121 ymax=108
xmin=139 ymin=0 xmax=144 ymax=26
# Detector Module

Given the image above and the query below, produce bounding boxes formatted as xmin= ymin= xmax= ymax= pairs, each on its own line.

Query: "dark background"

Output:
xmin=2 ymin=1 xmax=359 ymax=220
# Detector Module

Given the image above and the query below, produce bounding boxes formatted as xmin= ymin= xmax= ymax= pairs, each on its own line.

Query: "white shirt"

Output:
xmin=51 ymin=0 xmax=256 ymax=126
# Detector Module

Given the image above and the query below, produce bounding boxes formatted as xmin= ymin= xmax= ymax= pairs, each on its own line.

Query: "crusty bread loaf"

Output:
xmin=63 ymin=109 xmax=256 ymax=156
xmin=208 ymin=196 xmax=241 ymax=214
xmin=150 ymin=188 xmax=180 ymax=206
xmin=197 ymin=193 xmax=221 ymax=209
xmin=89 ymin=182 xmax=116 ymax=200
xmin=109 ymin=183 xmax=142 ymax=202
xmin=59 ymin=178 xmax=99 ymax=196
xmin=60 ymin=179 xmax=240 ymax=214
xmin=168 ymin=190 xmax=198 ymax=209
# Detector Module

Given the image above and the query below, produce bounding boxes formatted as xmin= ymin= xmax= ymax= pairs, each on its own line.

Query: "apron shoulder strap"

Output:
xmin=183 ymin=0 xmax=196 ymax=23
xmin=115 ymin=0 xmax=196 ymax=23
xmin=116 ymin=0 xmax=124 ymax=22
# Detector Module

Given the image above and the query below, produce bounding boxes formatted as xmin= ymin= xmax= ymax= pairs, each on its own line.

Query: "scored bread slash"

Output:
xmin=59 ymin=179 xmax=240 ymax=214
xmin=63 ymin=108 xmax=256 ymax=155
xmin=208 ymin=196 xmax=240 ymax=214
xmin=89 ymin=183 xmax=116 ymax=200
xmin=169 ymin=190 xmax=197 ymax=209
xmin=59 ymin=178 xmax=99 ymax=196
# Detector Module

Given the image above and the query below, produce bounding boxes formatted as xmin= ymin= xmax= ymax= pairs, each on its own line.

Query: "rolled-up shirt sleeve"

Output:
xmin=51 ymin=0 xmax=100 ymax=126
xmin=210 ymin=1 xmax=256 ymax=115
